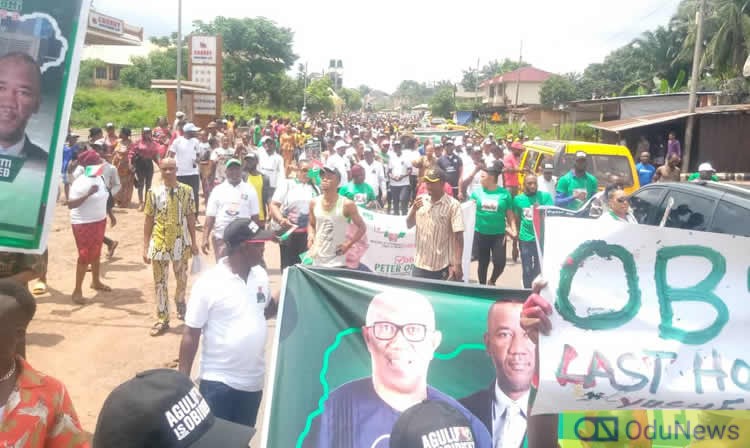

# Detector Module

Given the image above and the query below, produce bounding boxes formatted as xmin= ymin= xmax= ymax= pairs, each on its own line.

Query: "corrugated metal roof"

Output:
xmin=588 ymin=104 xmax=750 ymax=133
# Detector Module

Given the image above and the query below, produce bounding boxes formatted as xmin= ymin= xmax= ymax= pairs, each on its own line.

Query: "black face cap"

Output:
xmin=93 ymin=369 xmax=255 ymax=448
xmin=390 ymin=400 xmax=476 ymax=448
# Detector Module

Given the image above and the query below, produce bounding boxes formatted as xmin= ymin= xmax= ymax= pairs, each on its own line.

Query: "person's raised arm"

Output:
xmin=520 ymin=279 xmax=559 ymax=448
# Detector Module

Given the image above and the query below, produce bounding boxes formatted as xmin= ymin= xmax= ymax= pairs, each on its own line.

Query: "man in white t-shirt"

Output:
xmin=537 ymin=162 xmax=557 ymax=197
xmin=203 ymin=159 xmax=260 ymax=261
xmin=210 ymin=135 xmax=236 ymax=186
xmin=169 ymin=122 xmax=202 ymax=216
xmin=179 ymin=218 xmax=277 ymax=427
xmin=359 ymin=147 xmax=387 ymax=206
xmin=258 ymin=136 xmax=285 ymax=198
xmin=326 ymin=140 xmax=351 ymax=184
xmin=387 ymin=140 xmax=412 ymax=215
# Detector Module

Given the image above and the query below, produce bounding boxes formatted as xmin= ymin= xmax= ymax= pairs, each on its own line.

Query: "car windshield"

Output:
xmin=557 ymin=153 xmax=635 ymax=187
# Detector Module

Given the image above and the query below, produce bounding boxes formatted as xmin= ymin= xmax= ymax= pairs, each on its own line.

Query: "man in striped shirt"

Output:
xmin=407 ymin=167 xmax=465 ymax=281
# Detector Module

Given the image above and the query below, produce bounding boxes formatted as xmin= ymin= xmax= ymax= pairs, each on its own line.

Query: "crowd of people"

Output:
xmin=0 ymin=109 xmax=729 ymax=447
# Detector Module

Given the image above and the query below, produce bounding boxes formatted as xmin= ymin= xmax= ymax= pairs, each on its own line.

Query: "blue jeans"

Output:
xmin=199 ymin=380 xmax=263 ymax=426
xmin=390 ymin=185 xmax=411 ymax=216
xmin=520 ymin=240 xmax=540 ymax=289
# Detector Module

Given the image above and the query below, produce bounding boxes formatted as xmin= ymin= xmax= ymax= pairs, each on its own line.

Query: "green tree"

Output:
xmin=339 ymin=88 xmax=363 ymax=111
xmin=539 ymin=74 xmax=579 ymax=107
xmin=461 ymin=68 xmax=480 ymax=91
xmin=193 ymin=17 xmax=297 ymax=100
xmin=305 ymin=77 xmax=334 ymax=114
xmin=358 ymin=85 xmax=372 ymax=97
xmin=120 ymin=46 xmax=187 ymax=90
xmin=430 ymin=86 xmax=456 ymax=118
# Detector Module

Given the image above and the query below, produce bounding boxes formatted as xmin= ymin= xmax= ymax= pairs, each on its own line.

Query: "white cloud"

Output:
xmin=93 ymin=0 xmax=682 ymax=92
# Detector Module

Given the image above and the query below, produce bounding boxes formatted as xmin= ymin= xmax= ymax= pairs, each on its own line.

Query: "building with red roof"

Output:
xmin=479 ymin=66 xmax=553 ymax=108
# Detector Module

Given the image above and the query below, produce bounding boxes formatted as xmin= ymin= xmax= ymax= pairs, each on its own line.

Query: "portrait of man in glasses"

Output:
xmin=306 ymin=290 xmax=491 ymax=448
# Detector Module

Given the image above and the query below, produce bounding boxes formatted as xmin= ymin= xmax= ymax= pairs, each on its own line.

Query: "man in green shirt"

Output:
xmin=688 ymin=162 xmax=720 ymax=182
xmin=339 ymin=165 xmax=377 ymax=208
xmin=514 ymin=174 xmax=553 ymax=288
xmin=468 ymin=166 xmax=517 ymax=285
xmin=555 ymin=151 xmax=598 ymax=210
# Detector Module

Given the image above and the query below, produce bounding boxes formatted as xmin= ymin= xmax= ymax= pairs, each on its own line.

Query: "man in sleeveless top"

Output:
xmin=307 ymin=167 xmax=367 ymax=268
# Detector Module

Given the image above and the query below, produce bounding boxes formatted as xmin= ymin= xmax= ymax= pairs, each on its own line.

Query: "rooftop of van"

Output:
xmin=524 ymin=140 xmax=629 ymax=153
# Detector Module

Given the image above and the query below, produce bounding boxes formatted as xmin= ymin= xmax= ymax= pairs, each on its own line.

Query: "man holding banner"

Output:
xmin=407 ymin=167 xmax=464 ymax=281
xmin=307 ymin=290 xmax=492 ymax=447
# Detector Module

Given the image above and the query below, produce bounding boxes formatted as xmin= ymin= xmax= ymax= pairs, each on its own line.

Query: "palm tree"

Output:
xmin=673 ymin=0 xmax=750 ymax=78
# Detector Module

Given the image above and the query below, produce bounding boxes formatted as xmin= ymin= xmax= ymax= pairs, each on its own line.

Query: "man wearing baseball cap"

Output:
xmin=93 ymin=369 xmax=255 ymax=447
xmin=179 ymin=218 xmax=277 ymax=426
xmin=169 ymin=123 xmax=203 ymax=219
xmin=555 ymin=151 xmax=598 ymax=211
xmin=538 ymin=162 xmax=557 ymax=197
xmin=688 ymin=162 xmax=719 ymax=182
xmin=203 ymin=159 xmax=260 ymax=261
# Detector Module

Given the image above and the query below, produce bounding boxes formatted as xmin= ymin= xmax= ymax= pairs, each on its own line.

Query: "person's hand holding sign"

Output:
xmin=521 ymin=278 xmax=552 ymax=345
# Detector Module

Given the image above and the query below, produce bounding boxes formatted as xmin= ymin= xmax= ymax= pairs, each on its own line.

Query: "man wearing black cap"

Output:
xmin=407 ymin=167 xmax=464 ymax=281
xmin=93 ymin=369 xmax=255 ymax=447
xmin=202 ymin=158 xmax=260 ymax=261
xmin=179 ymin=218 xmax=277 ymax=427
xmin=437 ymin=138 xmax=463 ymax=198
xmin=555 ymin=151 xmax=598 ymax=210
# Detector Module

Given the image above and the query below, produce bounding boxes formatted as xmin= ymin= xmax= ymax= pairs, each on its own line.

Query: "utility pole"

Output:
xmin=474 ymin=57 xmax=480 ymax=107
xmin=303 ymin=62 xmax=308 ymax=110
xmin=176 ymin=0 xmax=183 ymax=115
xmin=514 ymin=40 xmax=523 ymax=107
xmin=683 ymin=0 xmax=706 ymax=172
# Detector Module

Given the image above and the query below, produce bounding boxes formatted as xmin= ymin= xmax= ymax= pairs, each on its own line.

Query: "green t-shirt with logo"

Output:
xmin=687 ymin=172 xmax=719 ymax=182
xmin=470 ymin=186 xmax=512 ymax=235
xmin=556 ymin=171 xmax=598 ymax=210
xmin=514 ymin=191 xmax=553 ymax=242
xmin=339 ymin=182 xmax=376 ymax=207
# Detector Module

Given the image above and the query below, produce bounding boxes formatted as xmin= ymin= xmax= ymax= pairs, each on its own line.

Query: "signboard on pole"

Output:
xmin=188 ymin=35 xmax=222 ymax=128
xmin=0 ymin=0 xmax=91 ymax=253
xmin=190 ymin=35 xmax=217 ymax=65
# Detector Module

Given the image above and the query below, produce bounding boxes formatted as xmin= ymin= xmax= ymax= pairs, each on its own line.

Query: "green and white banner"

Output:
xmin=261 ymin=262 xmax=750 ymax=448
xmin=0 ymin=0 xmax=90 ymax=252
xmin=359 ymin=202 xmax=476 ymax=281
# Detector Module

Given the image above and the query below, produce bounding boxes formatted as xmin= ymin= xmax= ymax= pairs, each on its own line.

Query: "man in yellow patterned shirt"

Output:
xmin=143 ymin=158 xmax=198 ymax=337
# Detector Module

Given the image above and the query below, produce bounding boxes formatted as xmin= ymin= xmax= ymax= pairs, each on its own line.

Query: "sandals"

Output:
xmin=107 ymin=241 xmax=119 ymax=258
xmin=31 ymin=281 xmax=47 ymax=295
xmin=150 ymin=321 xmax=170 ymax=337
xmin=90 ymin=283 xmax=112 ymax=292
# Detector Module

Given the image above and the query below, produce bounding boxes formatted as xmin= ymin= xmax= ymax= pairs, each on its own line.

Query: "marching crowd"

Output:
xmin=0 ymin=110 xmax=727 ymax=447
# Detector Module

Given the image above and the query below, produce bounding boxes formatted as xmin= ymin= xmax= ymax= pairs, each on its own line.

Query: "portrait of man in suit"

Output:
xmin=460 ymin=300 xmax=535 ymax=448
xmin=0 ymin=52 xmax=46 ymax=163
xmin=0 ymin=51 xmax=48 ymax=236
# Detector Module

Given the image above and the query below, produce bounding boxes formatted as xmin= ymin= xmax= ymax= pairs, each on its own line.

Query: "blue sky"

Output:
xmin=92 ymin=0 xmax=683 ymax=93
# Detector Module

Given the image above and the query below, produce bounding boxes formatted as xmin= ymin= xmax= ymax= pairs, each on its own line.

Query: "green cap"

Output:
xmin=225 ymin=158 xmax=242 ymax=168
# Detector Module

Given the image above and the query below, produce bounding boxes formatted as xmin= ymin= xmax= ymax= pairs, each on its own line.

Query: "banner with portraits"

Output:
xmin=0 ymin=0 xmax=90 ymax=253
xmin=359 ymin=202 xmax=476 ymax=282
xmin=261 ymin=266 xmax=736 ymax=448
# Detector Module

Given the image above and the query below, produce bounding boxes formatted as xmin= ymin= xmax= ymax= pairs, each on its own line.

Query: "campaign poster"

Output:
xmin=0 ymin=0 xmax=90 ymax=253
xmin=359 ymin=202 xmax=475 ymax=282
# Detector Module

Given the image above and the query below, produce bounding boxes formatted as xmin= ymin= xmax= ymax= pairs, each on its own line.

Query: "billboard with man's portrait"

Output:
xmin=0 ymin=0 xmax=90 ymax=253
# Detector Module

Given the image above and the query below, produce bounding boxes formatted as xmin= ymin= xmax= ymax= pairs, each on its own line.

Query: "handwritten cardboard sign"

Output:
xmin=533 ymin=217 xmax=750 ymax=415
